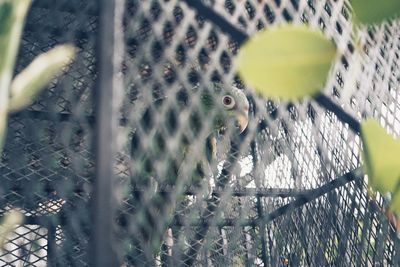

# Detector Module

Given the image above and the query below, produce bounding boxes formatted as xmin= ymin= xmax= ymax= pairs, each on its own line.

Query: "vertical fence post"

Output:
xmin=250 ymin=139 xmax=269 ymax=266
xmin=47 ymin=223 xmax=57 ymax=267
xmin=256 ymin=196 xmax=269 ymax=266
xmin=91 ymin=0 xmax=121 ymax=266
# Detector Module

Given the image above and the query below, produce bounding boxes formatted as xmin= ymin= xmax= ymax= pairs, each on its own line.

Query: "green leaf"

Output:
xmin=8 ymin=44 xmax=76 ymax=112
xmin=236 ymin=24 xmax=337 ymax=100
xmin=0 ymin=210 xmax=24 ymax=248
xmin=361 ymin=119 xmax=400 ymax=215
xmin=350 ymin=0 xmax=400 ymax=25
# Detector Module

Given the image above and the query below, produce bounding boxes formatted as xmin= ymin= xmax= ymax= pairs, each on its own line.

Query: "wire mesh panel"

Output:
xmin=0 ymin=0 xmax=400 ymax=266
xmin=1 ymin=0 xmax=97 ymax=266
xmin=114 ymin=0 xmax=400 ymax=266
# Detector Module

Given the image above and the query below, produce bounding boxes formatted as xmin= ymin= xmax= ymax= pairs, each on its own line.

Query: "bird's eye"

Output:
xmin=222 ymin=95 xmax=235 ymax=109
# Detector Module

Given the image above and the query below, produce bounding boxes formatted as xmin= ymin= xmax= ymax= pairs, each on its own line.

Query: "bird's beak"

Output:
xmin=236 ymin=112 xmax=248 ymax=133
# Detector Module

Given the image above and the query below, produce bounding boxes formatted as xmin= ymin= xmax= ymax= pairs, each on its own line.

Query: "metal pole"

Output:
xmin=256 ymin=196 xmax=268 ymax=266
xmin=47 ymin=224 xmax=57 ymax=267
xmin=90 ymin=0 xmax=122 ymax=266
xmin=251 ymin=139 xmax=268 ymax=267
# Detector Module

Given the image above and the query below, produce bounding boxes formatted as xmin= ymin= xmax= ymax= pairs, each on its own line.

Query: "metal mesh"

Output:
xmin=0 ymin=0 xmax=399 ymax=266
xmin=1 ymin=0 xmax=96 ymax=266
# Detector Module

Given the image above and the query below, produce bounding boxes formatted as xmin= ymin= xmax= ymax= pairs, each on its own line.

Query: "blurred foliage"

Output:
xmin=0 ymin=0 xmax=76 ymax=153
xmin=361 ymin=119 xmax=400 ymax=216
xmin=350 ymin=0 xmax=400 ymax=26
xmin=8 ymin=45 xmax=76 ymax=112
xmin=236 ymin=24 xmax=336 ymax=100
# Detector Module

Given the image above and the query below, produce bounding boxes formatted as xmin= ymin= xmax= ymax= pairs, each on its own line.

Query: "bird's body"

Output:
xmin=125 ymin=83 xmax=249 ymax=264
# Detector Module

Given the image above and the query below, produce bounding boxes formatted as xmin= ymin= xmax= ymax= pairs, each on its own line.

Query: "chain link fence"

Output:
xmin=0 ymin=0 xmax=399 ymax=266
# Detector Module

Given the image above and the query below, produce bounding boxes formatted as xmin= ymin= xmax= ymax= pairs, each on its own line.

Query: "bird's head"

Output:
xmin=200 ymin=83 xmax=249 ymax=134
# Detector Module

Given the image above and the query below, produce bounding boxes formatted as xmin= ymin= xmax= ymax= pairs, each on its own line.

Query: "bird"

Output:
xmin=124 ymin=82 xmax=249 ymax=265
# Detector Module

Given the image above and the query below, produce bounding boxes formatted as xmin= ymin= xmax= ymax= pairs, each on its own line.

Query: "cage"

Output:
xmin=0 ymin=0 xmax=399 ymax=266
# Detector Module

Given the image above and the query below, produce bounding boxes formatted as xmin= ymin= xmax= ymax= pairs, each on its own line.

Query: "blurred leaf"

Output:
xmin=0 ymin=210 xmax=24 ymax=248
xmin=361 ymin=119 xmax=400 ymax=193
xmin=361 ymin=119 xmax=400 ymax=215
xmin=236 ymin=24 xmax=336 ymax=100
xmin=0 ymin=0 xmax=31 ymax=72
xmin=350 ymin=0 xmax=400 ymax=25
xmin=0 ymin=0 xmax=31 ymax=154
xmin=8 ymin=44 xmax=76 ymax=112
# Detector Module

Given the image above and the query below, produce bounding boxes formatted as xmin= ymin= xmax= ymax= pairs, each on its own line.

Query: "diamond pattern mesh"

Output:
xmin=1 ymin=0 xmax=96 ymax=266
xmin=0 ymin=0 xmax=399 ymax=266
